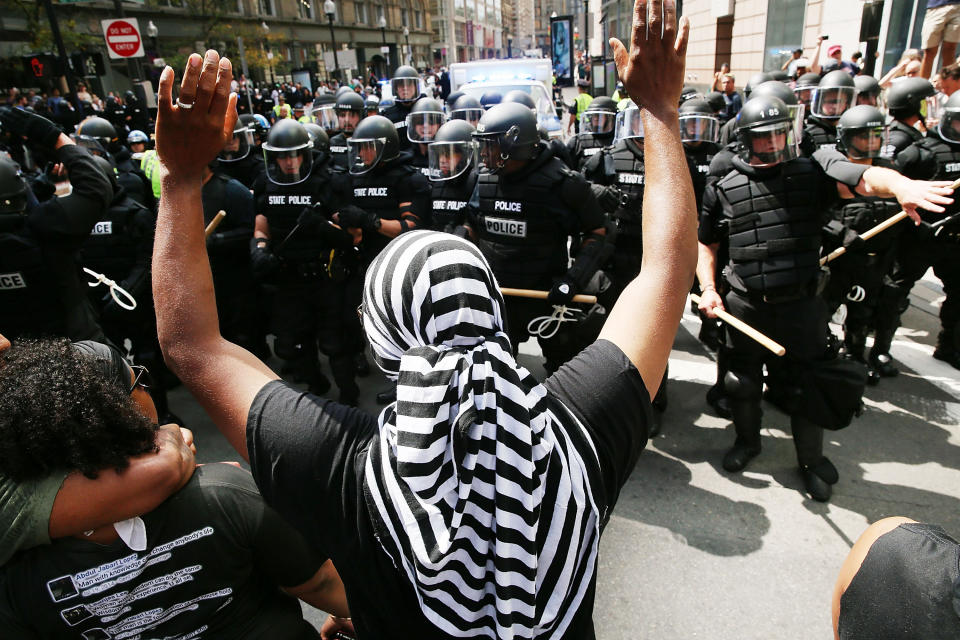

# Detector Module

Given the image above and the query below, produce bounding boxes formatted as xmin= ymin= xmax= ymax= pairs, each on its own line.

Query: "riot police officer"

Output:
xmin=103 ymin=95 xmax=126 ymax=133
xmin=679 ymin=98 xmax=721 ymax=211
xmin=310 ymin=94 xmax=339 ymax=134
xmin=854 ymin=75 xmax=882 ymax=107
xmin=250 ymin=119 xmax=360 ymax=402
xmin=126 ymin=129 xmax=150 ymax=166
xmin=364 ymin=94 xmax=381 ymax=118
xmin=793 ymin=72 xmax=822 ymax=112
xmin=328 ymin=91 xmax=366 ymax=172
xmin=480 ymin=91 xmax=502 ymax=111
xmin=0 ymin=107 xmax=111 ymax=342
xmin=124 ymin=90 xmax=150 ymax=133
xmin=466 ymin=102 xmax=610 ymax=372
xmin=567 ymin=96 xmax=618 ymax=171
xmin=217 ymin=119 xmax=265 ymax=189
xmin=381 ymin=65 xmax=423 ymax=152
xmin=340 ymin=114 xmax=432 ymax=404
xmin=697 ymin=95 xmax=945 ymax=501
xmin=449 ymin=94 xmax=484 ymax=127
xmin=885 ymin=77 xmax=936 ymax=155
xmin=890 ymin=91 xmax=960 ymax=370
xmin=405 ymin=97 xmax=446 ymax=177
xmin=76 ymin=116 xmax=155 ymax=210
xmin=799 ymin=70 xmax=856 ymax=156
xmin=427 ymin=119 xmax=478 ymax=233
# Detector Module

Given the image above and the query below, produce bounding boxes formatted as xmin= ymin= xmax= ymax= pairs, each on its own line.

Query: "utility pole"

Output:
xmin=41 ymin=0 xmax=78 ymax=98
xmin=112 ymin=0 xmax=143 ymax=84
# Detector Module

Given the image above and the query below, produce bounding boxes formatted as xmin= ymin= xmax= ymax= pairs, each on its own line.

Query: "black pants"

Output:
xmin=724 ymin=290 xmax=831 ymax=465
xmin=886 ymin=229 xmax=960 ymax=352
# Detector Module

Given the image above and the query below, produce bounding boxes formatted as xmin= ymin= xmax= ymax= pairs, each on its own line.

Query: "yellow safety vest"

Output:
xmin=575 ymin=93 xmax=594 ymax=118
xmin=140 ymin=149 xmax=162 ymax=199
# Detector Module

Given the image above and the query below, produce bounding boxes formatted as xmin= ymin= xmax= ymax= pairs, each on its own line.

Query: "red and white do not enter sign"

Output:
xmin=101 ymin=18 xmax=145 ymax=59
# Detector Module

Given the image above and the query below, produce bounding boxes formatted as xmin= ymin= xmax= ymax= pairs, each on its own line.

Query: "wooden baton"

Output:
xmin=204 ymin=211 xmax=226 ymax=239
xmin=820 ymin=177 xmax=960 ymax=265
xmin=690 ymin=293 xmax=787 ymax=357
xmin=500 ymin=287 xmax=598 ymax=305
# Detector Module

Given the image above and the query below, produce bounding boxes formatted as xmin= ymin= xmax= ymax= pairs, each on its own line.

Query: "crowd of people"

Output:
xmin=0 ymin=0 xmax=959 ymax=637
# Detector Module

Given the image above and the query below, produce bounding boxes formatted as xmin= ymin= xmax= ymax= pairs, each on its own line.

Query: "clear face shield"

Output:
xmin=218 ymin=127 xmax=254 ymax=162
xmin=811 ymin=86 xmax=855 ymax=119
xmin=856 ymin=91 xmax=883 ymax=109
xmin=679 ymin=114 xmax=720 ymax=143
xmin=72 ymin=135 xmax=110 ymax=158
xmin=392 ymin=78 xmax=420 ymax=103
xmin=579 ymin=110 xmax=616 ymax=136
xmin=450 ymin=107 xmax=483 ymax=127
xmin=474 ymin=134 xmax=509 ymax=174
xmin=263 ymin=143 xmax=314 ymax=185
xmin=428 ymin=140 xmax=475 ymax=181
xmin=938 ymin=108 xmax=960 ymax=143
xmin=308 ymin=105 xmax=339 ymax=132
xmin=614 ymin=107 xmax=644 ymax=143
xmin=788 ymin=103 xmax=806 ymax=138
xmin=839 ymin=125 xmax=889 ymax=159
xmin=926 ymin=95 xmax=945 ymax=129
xmin=739 ymin=121 xmax=798 ymax=167
xmin=794 ymin=85 xmax=816 ymax=108
xmin=406 ymin=111 xmax=446 ymax=142
xmin=347 ymin=137 xmax=388 ymax=175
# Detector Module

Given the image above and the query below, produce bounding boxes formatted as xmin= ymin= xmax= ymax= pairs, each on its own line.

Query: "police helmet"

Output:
xmin=335 ymin=91 xmax=366 ymax=135
xmin=219 ymin=119 xmax=254 ymax=163
xmin=854 ymin=75 xmax=882 ymax=107
xmin=744 ymin=72 xmax=774 ymax=99
xmin=580 ymin=96 xmax=618 ymax=137
xmin=450 ymin=95 xmax=484 ymax=126
xmin=938 ymin=90 xmax=960 ymax=144
xmin=302 ymin=122 xmax=331 ymax=156
xmin=262 ymin=119 xmax=313 ymax=185
xmin=428 ymin=119 xmax=477 ymax=182
xmin=811 ymin=70 xmax=856 ymax=120
xmin=705 ymin=91 xmax=727 ymax=116
xmin=309 ymin=94 xmax=339 ymax=132
xmin=836 ymin=105 xmax=888 ymax=160
xmin=750 ymin=80 xmax=804 ymax=135
xmin=347 ymin=115 xmax=400 ymax=175
xmin=0 ymin=157 xmax=28 ymax=216
xmin=249 ymin=113 xmax=271 ymax=145
xmin=406 ymin=97 xmax=446 ymax=143
xmin=124 ymin=90 xmax=139 ymax=106
xmin=126 ymin=130 xmax=149 ymax=145
xmin=680 ymin=85 xmax=703 ymax=104
xmin=480 ymin=91 xmax=503 ymax=110
xmin=445 ymin=91 xmax=465 ymax=109
xmin=768 ymin=70 xmax=790 ymax=83
xmin=335 ymin=86 xmax=354 ymax=98
xmin=75 ymin=116 xmax=120 ymax=155
xmin=473 ymin=102 xmax=539 ymax=173
xmin=736 ymin=96 xmax=798 ymax=167
xmin=91 ymin=154 xmax=120 ymax=194
xmin=502 ymin=90 xmax=537 ymax=112
xmin=678 ymin=98 xmax=719 ymax=144
xmin=885 ymin=77 xmax=935 ymax=119
xmin=793 ymin=72 xmax=822 ymax=107
xmin=614 ymin=101 xmax=644 ymax=143
xmin=364 ymin=94 xmax=381 ymax=116
xmin=391 ymin=65 xmax=421 ymax=105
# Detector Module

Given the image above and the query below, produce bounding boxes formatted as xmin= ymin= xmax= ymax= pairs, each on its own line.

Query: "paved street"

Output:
xmin=173 ymin=270 xmax=960 ymax=637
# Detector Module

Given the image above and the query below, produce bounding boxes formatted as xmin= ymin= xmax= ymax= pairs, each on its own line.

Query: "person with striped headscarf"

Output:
xmin=151 ymin=1 xmax=697 ymax=637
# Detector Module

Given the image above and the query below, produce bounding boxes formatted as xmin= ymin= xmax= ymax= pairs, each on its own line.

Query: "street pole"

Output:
xmin=583 ymin=0 xmax=589 ymax=60
xmin=327 ymin=16 xmax=340 ymax=81
xmin=381 ymin=28 xmax=390 ymax=74
xmin=112 ymin=0 xmax=143 ymax=85
xmin=40 ymin=0 xmax=78 ymax=99
xmin=236 ymin=36 xmax=255 ymax=113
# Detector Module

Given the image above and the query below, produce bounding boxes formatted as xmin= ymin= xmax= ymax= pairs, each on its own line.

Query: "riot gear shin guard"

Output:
xmin=791 ymin=415 xmax=837 ymax=501
xmin=722 ymin=370 xmax=763 ymax=472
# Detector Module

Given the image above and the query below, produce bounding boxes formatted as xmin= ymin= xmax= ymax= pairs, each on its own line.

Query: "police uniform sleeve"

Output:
xmin=209 ymin=180 xmax=256 ymax=251
xmin=698 ymin=178 xmax=726 ymax=245
xmin=561 ymin=168 xmax=606 ymax=233
xmin=26 ymin=145 xmax=111 ymax=247
xmin=398 ymin=170 xmax=433 ymax=231
xmin=580 ymin=147 xmax=607 ymax=182
xmin=687 ymin=154 xmax=707 ymax=213
xmin=811 ymin=152 xmax=869 ymax=213
xmin=894 ymin=141 xmax=937 ymax=180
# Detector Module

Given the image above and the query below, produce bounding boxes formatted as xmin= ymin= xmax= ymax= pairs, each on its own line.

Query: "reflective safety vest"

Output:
xmin=139 ymin=149 xmax=162 ymax=199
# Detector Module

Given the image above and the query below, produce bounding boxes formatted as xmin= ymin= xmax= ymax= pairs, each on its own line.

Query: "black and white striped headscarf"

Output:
xmin=361 ymin=230 xmax=601 ymax=639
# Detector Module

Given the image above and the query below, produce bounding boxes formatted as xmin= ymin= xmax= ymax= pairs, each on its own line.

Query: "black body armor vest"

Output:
xmin=429 ymin=172 xmax=475 ymax=232
xmin=329 ymin=132 xmax=350 ymax=173
xmin=915 ymin=135 xmax=960 ymax=219
xmin=81 ymin=195 xmax=151 ymax=281
xmin=717 ymin=158 xmax=824 ymax=293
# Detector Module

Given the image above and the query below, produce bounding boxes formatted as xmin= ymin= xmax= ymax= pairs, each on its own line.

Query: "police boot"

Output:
xmin=933 ymin=330 xmax=960 ymax=370
xmin=706 ymin=353 xmax=732 ymax=418
xmin=331 ymin=354 xmax=360 ymax=407
xmin=722 ymin=401 xmax=763 ymax=472
xmin=868 ymin=329 xmax=899 ymax=378
xmin=792 ymin=415 xmax=837 ymax=502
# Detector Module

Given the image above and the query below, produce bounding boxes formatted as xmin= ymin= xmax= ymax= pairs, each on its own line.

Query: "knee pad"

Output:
xmin=723 ymin=370 xmax=762 ymax=402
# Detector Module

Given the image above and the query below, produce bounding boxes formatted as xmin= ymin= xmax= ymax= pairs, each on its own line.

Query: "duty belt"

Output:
xmin=727 ymin=237 xmax=820 ymax=261
xmin=729 ymin=281 xmax=816 ymax=305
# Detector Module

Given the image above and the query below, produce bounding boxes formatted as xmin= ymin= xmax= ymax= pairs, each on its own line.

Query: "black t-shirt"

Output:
xmin=0 ymin=464 xmax=322 ymax=639
xmin=247 ymin=339 xmax=651 ymax=639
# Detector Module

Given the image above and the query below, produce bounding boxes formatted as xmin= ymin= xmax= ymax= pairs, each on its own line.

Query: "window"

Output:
xmin=415 ymin=9 xmax=422 ymax=28
xmin=455 ymin=0 xmax=464 ymax=18
xmin=356 ymin=1 xmax=368 ymax=23
xmin=258 ymin=0 xmax=274 ymax=15
xmin=402 ymin=8 xmax=409 ymax=26
xmin=236 ymin=0 xmax=245 ymax=14
xmin=376 ymin=4 xmax=384 ymax=23
xmin=762 ymin=0 xmax=806 ymax=72
xmin=881 ymin=0 xmax=926 ymax=75
xmin=298 ymin=0 xmax=313 ymax=19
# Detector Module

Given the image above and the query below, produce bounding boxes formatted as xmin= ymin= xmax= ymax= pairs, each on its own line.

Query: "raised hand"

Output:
xmin=155 ymin=50 xmax=238 ymax=179
xmin=608 ymin=0 xmax=689 ymax=118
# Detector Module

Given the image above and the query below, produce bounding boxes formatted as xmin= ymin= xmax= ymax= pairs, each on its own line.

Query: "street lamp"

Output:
xmin=583 ymin=0 xmax=589 ymax=59
xmin=323 ymin=0 xmax=340 ymax=81
xmin=403 ymin=25 xmax=410 ymax=66
xmin=261 ymin=21 xmax=275 ymax=84
xmin=378 ymin=14 xmax=390 ymax=75
xmin=146 ymin=20 xmax=159 ymax=58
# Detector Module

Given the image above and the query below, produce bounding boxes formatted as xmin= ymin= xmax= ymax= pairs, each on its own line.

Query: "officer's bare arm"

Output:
xmin=854 ymin=166 xmax=955 ymax=222
xmin=153 ymin=52 xmax=278 ymax=462
xmin=599 ymin=0 xmax=697 ymax=396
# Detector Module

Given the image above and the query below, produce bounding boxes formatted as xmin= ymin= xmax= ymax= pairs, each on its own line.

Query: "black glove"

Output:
xmin=338 ymin=205 xmax=381 ymax=232
xmin=0 ymin=107 xmax=62 ymax=149
xmin=594 ymin=184 xmax=623 ymax=212
xmin=547 ymin=277 xmax=578 ymax=306
xmin=249 ymin=237 xmax=280 ymax=280
xmin=841 ymin=228 xmax=865 ymax=253
xmin=296 ymin=203 xmax=326 ymax=231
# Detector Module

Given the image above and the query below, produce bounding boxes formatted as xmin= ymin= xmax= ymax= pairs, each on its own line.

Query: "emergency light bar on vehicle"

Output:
xmin=449 ymin=59 xmax=552 ymax=93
